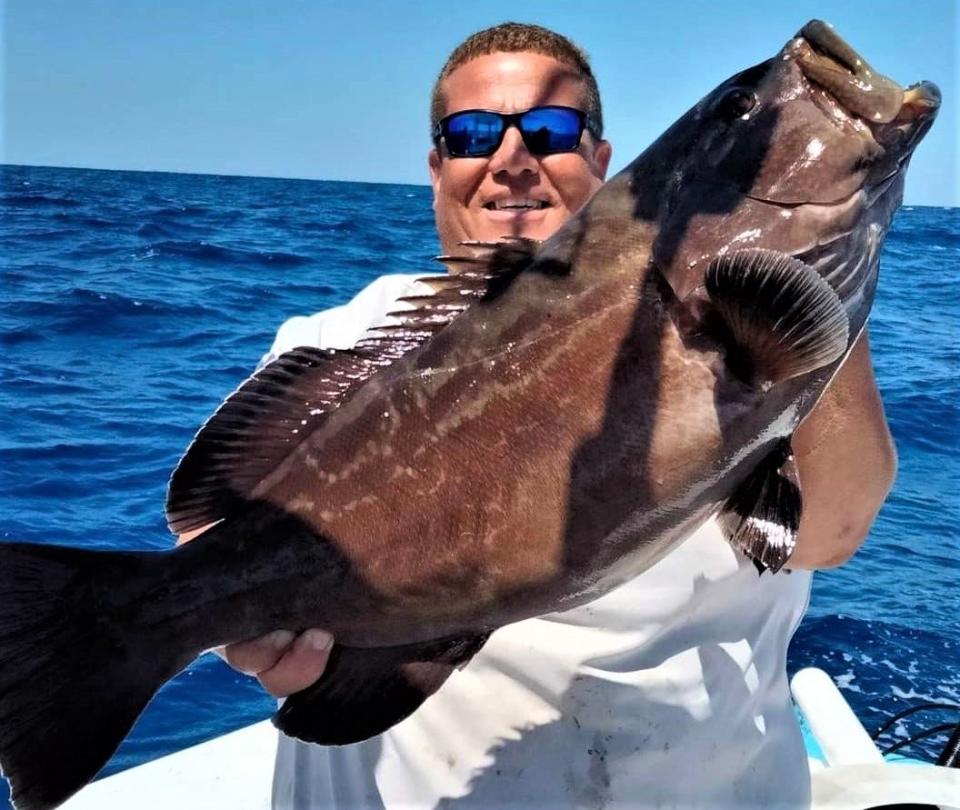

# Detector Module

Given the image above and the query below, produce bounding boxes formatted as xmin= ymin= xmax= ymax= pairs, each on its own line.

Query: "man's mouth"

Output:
xmin=483 ymin=198 xmax=550 ymax=211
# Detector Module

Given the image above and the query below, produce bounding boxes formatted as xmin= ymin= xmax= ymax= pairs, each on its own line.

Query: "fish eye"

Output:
xmin=716 ymin=88 xmax=757 ymax=121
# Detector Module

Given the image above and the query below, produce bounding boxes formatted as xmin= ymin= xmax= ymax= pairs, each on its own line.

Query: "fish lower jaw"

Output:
xmin=744 ymin=186 xmax=865 ymax=213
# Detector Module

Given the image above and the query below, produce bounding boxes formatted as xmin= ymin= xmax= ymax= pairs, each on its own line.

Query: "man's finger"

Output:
xmin=223 ymin=630 xmax=297 ymax=675
xmin=258 ymin=629 xmax=334 ymax=698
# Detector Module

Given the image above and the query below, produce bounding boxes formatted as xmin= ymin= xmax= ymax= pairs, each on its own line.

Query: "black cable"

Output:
xmin=872 ymin=702 xmax=960 ymax=740
xmin=881 ymin=723 xmax=957 ymax=757
xmin=936 ymin=722 xmax=960 ymax=768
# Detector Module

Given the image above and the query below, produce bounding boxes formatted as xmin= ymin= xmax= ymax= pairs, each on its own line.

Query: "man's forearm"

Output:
xmin=788 ymin=330 xmax=897 ymax=569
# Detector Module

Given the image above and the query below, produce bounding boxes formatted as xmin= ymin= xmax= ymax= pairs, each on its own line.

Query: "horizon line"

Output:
xmin=1 ymin=161 xmax=431 ymax=190
xmin=2 ymin=162 xmax=953 ymax=209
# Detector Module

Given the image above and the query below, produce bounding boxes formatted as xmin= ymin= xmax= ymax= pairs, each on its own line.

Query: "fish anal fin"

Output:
xmin=719 ymin=439 xmax=801 ymax=574
xmin=705 ymin=248 xmax=849 ymax=388
xmin=274 ymin=633 xmax=490 ymax=745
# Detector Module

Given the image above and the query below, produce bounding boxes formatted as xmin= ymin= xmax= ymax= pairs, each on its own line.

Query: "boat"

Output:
xmin=45 ymin=667 xmax=957 ymax=809
xmin=792 ymin=667 xmax=959 ymax=809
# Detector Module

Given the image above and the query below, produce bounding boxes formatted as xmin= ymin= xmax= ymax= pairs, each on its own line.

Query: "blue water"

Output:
xmin=1 ymin=165 xmax=957 ymax=801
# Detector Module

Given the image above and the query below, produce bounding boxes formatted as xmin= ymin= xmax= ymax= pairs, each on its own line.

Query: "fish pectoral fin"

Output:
xmin=704 ymin=248 xmax=849 ymax=388
xmin=718 ymin=439 xmax=801 ymax=574
xmin=273 ymin=632 xmax=491 ymax=744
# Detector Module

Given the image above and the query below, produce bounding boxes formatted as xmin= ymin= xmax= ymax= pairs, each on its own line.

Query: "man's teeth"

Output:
xmin=486 ymin=200 xmax=548 ymax=210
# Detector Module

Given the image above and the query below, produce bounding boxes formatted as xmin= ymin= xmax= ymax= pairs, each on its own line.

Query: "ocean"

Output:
xmin=1 ymin=164 xmax=957 ymax=803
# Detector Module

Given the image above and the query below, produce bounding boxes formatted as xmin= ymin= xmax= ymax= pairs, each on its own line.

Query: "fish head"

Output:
xmin=633 ymin=19 xmax=939 ymax=328
xmin=689 ymin=21 xmax=939 ymax=205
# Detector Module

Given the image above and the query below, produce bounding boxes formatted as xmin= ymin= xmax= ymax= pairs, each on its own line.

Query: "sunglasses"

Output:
xmin=434 ymin=105 xmax=600 ymax=158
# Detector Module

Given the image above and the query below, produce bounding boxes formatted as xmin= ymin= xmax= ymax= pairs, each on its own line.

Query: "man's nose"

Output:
xmin=487 ymin=125 xmax=537 ymax=176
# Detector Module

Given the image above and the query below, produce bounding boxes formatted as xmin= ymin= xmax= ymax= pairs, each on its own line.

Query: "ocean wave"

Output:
xmin=0 ymin=192 xmax=82 ymax=208
xmin=790 ymin=613 xmax=959 ymax=761
xmin=139 ymin=192 xmax=188 ymax=207
xmin=50 ymin=212 xmax=118 ymax=230
xmin=133 ymin=239 xmax=312 ymax=268
xmin=64 ymin=287 xmax=157 ymax=314
xmin=136 ymin=222 xmax=186 ymax=240
xmin=886 ymin=392 xmax=960 ymax=451
xmin=0 ymin=328 xmax=46 ymax=347
xmin=63 ymin=241 xmax=134 ymax=260
xmin=892 ymin=224 xmax=960 ymax=247
xmin=0 ymin=376 xmax=91 ymax=397
xmin=8 ymin=288 xmax=201 ymax=327
xmin=149 ymin=202 xmax=212 ymax=218
xmin=4 ymin=227 xmax=85 ymax=243
xmin=0 ymin=441 xmax=122 ymax=463
xmin=138 ymin=330 xmax=229 ymax=350
xmin=299 ymin=218 xmax=366 ymax=236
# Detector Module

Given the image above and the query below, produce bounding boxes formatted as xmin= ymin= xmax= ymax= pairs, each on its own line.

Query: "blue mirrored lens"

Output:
xmin=441 ymin=107 xmax=586 ymax=157
xmin=519 ymin=108 xmax=583 ymax=152
xmin=445 ymin=112 xmax=504 ymax=157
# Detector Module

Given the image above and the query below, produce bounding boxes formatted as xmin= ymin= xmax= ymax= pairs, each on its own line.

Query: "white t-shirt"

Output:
xmin=266 ymin=275 xmax=814 ymax=810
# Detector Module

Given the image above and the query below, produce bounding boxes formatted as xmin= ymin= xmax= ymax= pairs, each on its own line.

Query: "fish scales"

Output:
xmin=271 ymin=272 xmax=645 ymax=622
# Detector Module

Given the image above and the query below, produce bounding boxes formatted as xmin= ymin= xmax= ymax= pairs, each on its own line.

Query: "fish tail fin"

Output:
xmin=0 ymin=542 xmax=185 ymax=810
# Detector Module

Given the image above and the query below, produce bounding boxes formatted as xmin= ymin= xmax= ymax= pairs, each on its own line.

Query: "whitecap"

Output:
xmin=936 ymin=685 xmax=960 ymax=701
xmin=835 ymin=669 xmax=862 ymax=693
xmin=890 ymin=684 xmax=939 ymax=702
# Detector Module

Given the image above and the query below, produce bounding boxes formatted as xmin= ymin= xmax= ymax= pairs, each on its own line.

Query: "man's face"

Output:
xmin=429 ymin=52 xmax=612 ymax=255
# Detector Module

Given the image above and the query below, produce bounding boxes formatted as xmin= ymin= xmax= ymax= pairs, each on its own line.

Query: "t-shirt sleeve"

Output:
xmin=256 ymin=274 xmax=439 ymax=370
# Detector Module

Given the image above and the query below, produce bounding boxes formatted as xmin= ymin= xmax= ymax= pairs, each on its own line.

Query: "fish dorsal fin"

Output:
xmin=165 ymin=240 xmax=538 ymax=536
xmin=705 ymin=249 xmax=849 ymax=388
xmin=718 ymin=439 xmax=801 ymax=574
xmin=428 ymin=236 xmax=540 ymax=293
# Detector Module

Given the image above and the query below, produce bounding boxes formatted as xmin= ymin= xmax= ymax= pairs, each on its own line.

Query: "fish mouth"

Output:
xmin=793 ymin=20 xmax=940 ymax=136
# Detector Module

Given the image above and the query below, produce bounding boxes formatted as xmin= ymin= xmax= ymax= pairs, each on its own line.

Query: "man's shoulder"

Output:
xmin=346 ymin=273 xmax=438 ymax=313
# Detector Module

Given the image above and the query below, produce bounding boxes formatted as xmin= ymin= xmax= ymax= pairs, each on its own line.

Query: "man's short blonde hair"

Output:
xmin=430 ymin=22 xmax=604 ymax=139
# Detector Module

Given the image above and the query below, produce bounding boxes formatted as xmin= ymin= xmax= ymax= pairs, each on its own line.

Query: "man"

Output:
xmin=184 ymin=22 xmax=895 ymax=808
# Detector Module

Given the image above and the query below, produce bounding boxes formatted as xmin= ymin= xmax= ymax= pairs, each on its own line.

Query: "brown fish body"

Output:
xmin=255 ymin=260 xmax=728 ymax=643
xmin=176 ymin=219 xmax=798 ymax=650
xmin=220 ymin=18 xmax=941 ymax=643
xmin=137 ymin=21 xmax=940 ymax=654
xmin=0 ymin=20 xmax=941 ymax=810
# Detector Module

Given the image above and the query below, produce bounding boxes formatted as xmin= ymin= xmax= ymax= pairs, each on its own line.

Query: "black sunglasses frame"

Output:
xmin=433 ymin=105 xmax=601 ymax=158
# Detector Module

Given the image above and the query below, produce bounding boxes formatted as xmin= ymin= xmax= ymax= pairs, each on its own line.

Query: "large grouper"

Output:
xmin=0 ymin=20 xmax=940 ymax=810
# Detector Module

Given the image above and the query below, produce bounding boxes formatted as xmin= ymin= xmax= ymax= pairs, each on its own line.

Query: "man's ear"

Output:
xmin=428 ymin=147 xmax=442 ymax=205
xmin=592 ymin=140 xmax=613 ymax=182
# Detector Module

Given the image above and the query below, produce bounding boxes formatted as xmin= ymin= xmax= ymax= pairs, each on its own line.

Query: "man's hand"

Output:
xmin=177 ymin=527 xmax=334 ymax=698
xmin=221 ymin=628 xmax=333 ymax=698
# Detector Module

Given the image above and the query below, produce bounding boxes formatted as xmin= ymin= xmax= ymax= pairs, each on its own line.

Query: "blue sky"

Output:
xmin=2 ymin=0 xmax=956 ymax=205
